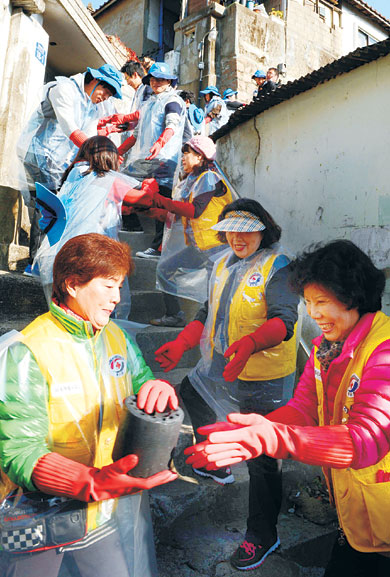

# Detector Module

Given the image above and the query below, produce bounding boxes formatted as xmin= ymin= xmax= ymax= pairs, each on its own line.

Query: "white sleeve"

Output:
xmin=48 ymin=80 xmax=83 ymax=137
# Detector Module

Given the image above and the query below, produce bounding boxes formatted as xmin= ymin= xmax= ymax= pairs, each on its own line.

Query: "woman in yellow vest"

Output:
xmin=156 ymin=198 xmax=299 ymax=571
xmin=0 ymin=233 xmax=177 ymax=577
xmin=185 ymin=239 xmax=390 ymax=576
xmin=142 ymin=135 xmax=235 ymax=327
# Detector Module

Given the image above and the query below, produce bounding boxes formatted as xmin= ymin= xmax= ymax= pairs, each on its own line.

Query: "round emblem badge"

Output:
xmin=247 ymin=272 xmax=263 ymax=287
xmin=109 ymin=354 xmax=126 ymax=377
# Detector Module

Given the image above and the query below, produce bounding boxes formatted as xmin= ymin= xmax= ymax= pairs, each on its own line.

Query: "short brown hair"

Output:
xmin=52 ymin=233 xmax=133 ymax=303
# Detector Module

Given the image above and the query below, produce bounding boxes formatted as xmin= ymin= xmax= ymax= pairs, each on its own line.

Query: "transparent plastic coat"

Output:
xmin=124 ymin=88 xmax=185 ymax=188
xmin=0 ymin=319 xmax=158 ymax=576
xmin=188 ymin=246 xmax=296 ymax=419
xmin=204 ymin=96 xmax=229 ymax=135
xmin=17 ymin=73 xmax=115 ymax=193
xmin=156 ymin=167 xmax=236 ymax=303
xmin=34 ymin=163 xmax=139 ymax=319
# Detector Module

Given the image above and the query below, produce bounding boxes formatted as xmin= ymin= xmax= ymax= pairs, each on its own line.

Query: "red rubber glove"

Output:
xmin=205 ymin=116 xmax=212 ymax=124
xmin=32 ymin=452 xmax=177 ymax=502
xmin=122 ymin=178 xmax=159 ymax=209
xmin=152 ymin=193 xmax=195 ymax=219
xmin=69 ymin=129 xmax=88 ymax=148
xmin=97 ymin=111 xmax=140 ymax=132
xmin=146 ymin=128 xmax=174 ymax=160
xmin=118 ymin=135 xmax=137 ymax=156
xmin=136 ymin=207 xmax=168 ymax=222
xmin=185 ymin=413 xmax=354 ymax=470
xmin=155 ymin=320 xmax=204 ymax=372
xmin=223 ymin=317 xmax=287 ymax=382
xmin=266 ymin=404 xmax=309 ymax=426
xmin=137 ymin=379 xmax=178 ymax=414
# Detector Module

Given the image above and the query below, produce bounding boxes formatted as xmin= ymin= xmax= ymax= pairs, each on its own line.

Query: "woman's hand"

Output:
xmin=137 ymin=379 xmax=178 ymax=413
xmin=223 ymin=336 xmax=255 ymax=381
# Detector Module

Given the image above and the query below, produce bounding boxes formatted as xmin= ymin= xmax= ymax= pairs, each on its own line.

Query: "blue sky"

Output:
xmin=84 ymin=0 xmax=390 ymax=18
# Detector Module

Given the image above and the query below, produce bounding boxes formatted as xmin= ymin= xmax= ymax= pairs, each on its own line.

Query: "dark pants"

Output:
xmin=29 ymin=198 xmax=44 ymax=265
xmin=324 ymin=537 xmax=390 ymax=577
xmin=0 ymin=530 xmax=130 ymax=577
xmin=180 ymin=376 xmax=283 ymax=544
xmin=150 ymin=185 xmax=171 ymax=251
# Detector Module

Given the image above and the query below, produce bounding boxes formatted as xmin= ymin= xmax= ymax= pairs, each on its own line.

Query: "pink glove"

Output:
xmin=69 ymin=129 xmax=88 ymax=148
xmin=155 ymin=320 xmax=204 ymax=372
xmin=32 ymin=451 xmax=177 ymax=502
xmin=185 ymin=413 xmax=354 ymax=470
xmin=137 ymin=379 xmax=178 ymax=414
xmin=117 ymin=135 xmax=137 ymax=156
xmin=97 ymin=111 xmax=140 ymax=133
xmin=146 ymin=128 xmax=174 ymax=160
xmin=152 ymin=194 xmax=195 ymax=219
xmin=223 ymin=317 xmax=287 ymax=381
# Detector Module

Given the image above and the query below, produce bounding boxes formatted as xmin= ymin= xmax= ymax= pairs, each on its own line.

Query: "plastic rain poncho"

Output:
xmin=34 ymin=163 xmax=139 ymax=319
xmin=123 ymin=87 xmax=185 ymax=189
xmin=204 ymin=95 xmax=229 ymax=135
xmin=156 ymin=166 xmax=236 ymax=303
xmin=17 ymin=73 xmax=116 ymax=193
xmin=188 ymin=246 xmax=297 ymax=419
xmin=0 ymin=308 xmax=158 ymax=576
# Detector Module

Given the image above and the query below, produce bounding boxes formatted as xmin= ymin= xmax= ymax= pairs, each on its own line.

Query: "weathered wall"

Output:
xmin=342 ymin=3 xmax=388 ymax=54
xmin=95 ymin=0 xmax=146 ymax=56
xmin=216 ymin=53 xmax=390 ymax=312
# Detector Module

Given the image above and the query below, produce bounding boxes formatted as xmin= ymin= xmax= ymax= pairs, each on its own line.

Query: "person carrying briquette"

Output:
xmin=18 ymin=63 xmax=123 ymax=274
xmin=0 ymin=233 xmax=178 ymax=577
xmin=98 ymin=62 xmax=186 ymax=259
xmin=200 ymin=86 xmax=229 ymax=135
xmin=155 ymin=198 xmax=299 ymax=571
xmin=185 ymin=239 xmax=390 ymax=577
xmin=143 ymin=135 xmax=235 ymax=327
xmin=34 ymin=135 xmax=158 ymax=319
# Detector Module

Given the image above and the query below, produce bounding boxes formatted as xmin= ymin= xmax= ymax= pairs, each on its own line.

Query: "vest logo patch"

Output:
xmin=247 ymin=272 xmax=263 ymax=287
xmin=347 ymin=374 xmax=360 ymax=398
xmin=51 ymin=381 xmax=83 ymax=397
xmin=109 ymin=355 xmax=126 ymax=377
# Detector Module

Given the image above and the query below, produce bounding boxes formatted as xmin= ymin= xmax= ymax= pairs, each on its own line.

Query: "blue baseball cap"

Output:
xmin=199 ymin=85 xmax=220 ymax=97
xmin=143 ymin=62 xmax=178 ymax=87
xmin=223 ymin=88 xmax=238 ymax=99
xmin=35 ymin=183 xmax=66 ymax=246
xmin=252 ymin=70 xmax=266 ymax=79
xmin=87 ymin=64 xmax=123 ymax=99
xmin=188 ymin=104 xmax=204 ymax=130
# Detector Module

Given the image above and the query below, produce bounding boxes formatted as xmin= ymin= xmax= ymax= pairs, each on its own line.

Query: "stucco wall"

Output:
xmin=342 ymin=4 xmax=388 ymax=54
xmin=216 ymin=53 xmax=390 ymax=310
xmin=95 ymin=0 xmax=145 ymax=56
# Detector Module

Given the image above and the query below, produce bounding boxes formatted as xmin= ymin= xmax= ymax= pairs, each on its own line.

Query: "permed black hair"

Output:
xmin=289 ymin=239 xmax=385 ymax=315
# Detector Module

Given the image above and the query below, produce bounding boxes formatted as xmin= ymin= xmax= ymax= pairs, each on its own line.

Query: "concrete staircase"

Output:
xmin=0 ymin=221 xmax=336 ymax=576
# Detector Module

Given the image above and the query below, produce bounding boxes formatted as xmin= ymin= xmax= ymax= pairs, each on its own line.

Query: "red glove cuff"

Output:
xmin=247 ymin=317 xmax=287 ymax=352
xmin=69 ymin=130 xmax=88 ymax=148
xmin=266 ymin=404 xmax=309 ymax=426
xmin=32 ymin=452 xmax=92 ymax=501
xmin=118 ymin=135 xmax=136 ymax=156
xmin=176 ymin=320 xmax=204 ymax=351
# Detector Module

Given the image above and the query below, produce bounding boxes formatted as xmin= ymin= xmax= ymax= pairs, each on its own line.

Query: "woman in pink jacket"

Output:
xmin=185 ymin=239 xmax=390 ymax=576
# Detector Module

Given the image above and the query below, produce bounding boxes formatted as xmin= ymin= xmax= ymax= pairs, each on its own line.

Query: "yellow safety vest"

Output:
xmin=182 ymin=171 xmax=234 ymax=251
xmin=314 ymin=311 xmax=390 ymax=552
xmin=22 ymin=313 xmax=132 ymax=532
xmin=210 ymin=251 xmax=296 ymax=380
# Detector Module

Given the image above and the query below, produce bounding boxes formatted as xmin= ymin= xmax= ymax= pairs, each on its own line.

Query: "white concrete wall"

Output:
xmin=217 ymin=52 xmax=390 ymax=312
xmin=342 ymin=4 xmax=388 ymax=54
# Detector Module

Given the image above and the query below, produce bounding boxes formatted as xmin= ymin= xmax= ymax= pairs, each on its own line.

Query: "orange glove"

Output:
xmin=146 ymin=128 xmax=174 ymax=160
xmin=69 ymin=129 xmax=88 ymax=148
xmin=32 ymin=452 xmax=177 ymax=502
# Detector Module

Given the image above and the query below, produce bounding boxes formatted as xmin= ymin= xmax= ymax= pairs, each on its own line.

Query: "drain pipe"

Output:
xmin=158 ymin=0 xmax=164 ymax=61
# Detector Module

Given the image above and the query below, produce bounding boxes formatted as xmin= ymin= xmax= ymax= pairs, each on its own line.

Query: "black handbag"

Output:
xmin=0 ymin=489 xmax=87 ymax=553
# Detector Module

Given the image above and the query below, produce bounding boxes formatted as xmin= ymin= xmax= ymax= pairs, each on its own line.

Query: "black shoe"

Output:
xmin=150 ymin=313 xmax=185 ymax=327
xmin=193 ymin=466 xmax=235 ymax=485
xmin=135 ymin=248 xmax=161 ymax=259
xmin=230 ymin=537 xmax=280 ymax=571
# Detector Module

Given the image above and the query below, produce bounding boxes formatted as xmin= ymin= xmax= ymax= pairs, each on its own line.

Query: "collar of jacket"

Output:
xmin=49 ymin=300 xmax=101 ymax=339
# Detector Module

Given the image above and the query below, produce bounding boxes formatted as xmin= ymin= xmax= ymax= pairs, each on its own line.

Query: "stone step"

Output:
xmin=129 ymin=256 xmax=159 ymax=290
xmin=151 ymin=421 xmax=336 ymax=576
xmin=129 ymin=289 xmax=200 ymax=324
xmin=119 ymin=230 xmax=155 ymax=254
